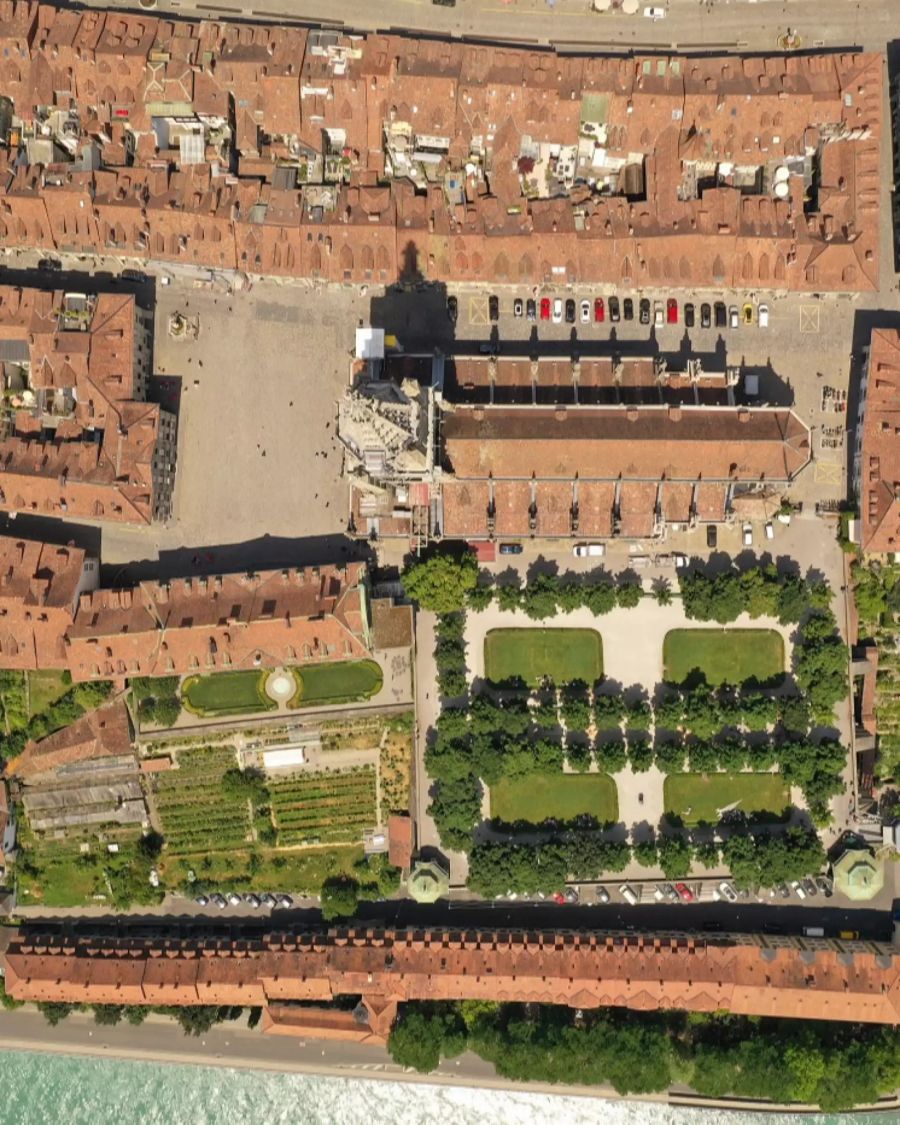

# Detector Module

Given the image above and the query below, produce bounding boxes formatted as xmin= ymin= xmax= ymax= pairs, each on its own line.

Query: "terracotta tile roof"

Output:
xmin=6 ymin=927 xmax=900 ymax=1026
xmin=6 ymin=697 xmax=132 ymax=782
xmin=858 ymin=329 xmax=900 ymax=556
xmin=388 ymin=814 xmax=413 ymax=869
xmin=66 ymin=561 xmax=370 ymax=681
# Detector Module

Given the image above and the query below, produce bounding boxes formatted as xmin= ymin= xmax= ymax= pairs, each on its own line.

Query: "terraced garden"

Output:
xmin=269 ymin=766 xmax=377 ymax=846
xmin=150 ymin=746 xmax=252 ymax=854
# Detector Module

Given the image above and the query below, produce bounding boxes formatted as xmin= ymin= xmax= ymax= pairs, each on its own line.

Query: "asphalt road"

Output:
xmin=91 ymin=0 xmax=896 ymax=54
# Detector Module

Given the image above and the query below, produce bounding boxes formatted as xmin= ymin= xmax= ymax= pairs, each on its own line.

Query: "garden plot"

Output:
xmin=269 ymin=766 xmax=377 ymax=846
xmin=150 ymin=746 xmax=252 ymax=854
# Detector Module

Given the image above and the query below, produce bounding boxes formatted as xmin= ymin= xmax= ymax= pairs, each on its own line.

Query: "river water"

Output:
xmin=0 ymin=1050 xmax=889 ymax=1125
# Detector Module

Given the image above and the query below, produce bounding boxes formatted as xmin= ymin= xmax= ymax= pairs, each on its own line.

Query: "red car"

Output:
xmin=552 ymin=891 xmax=566 ymax=904
xmin=675 ymin=882 xmax=694 ymax=903
xmin=540 ymin=297 xmax=551 ymax=321
xmin=594 ymin=297 xmax=605 ymax=323
xmin=667 ymin=297 xmax=678 ymax=324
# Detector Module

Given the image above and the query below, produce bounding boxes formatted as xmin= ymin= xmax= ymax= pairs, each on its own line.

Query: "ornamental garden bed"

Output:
xmin=288 ymin=659 xmax=383 ymax=708
xmin=180 ymin=669 xmax=274 ymax=717
xmin=484 ymin=628 xmax=603 ymax=686
xmin=662 ymin=628 xmax=784 ymax=686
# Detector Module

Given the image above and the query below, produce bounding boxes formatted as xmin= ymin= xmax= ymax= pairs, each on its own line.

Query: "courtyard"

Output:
xmin=664 ymin=772 xmax=791 ymax=828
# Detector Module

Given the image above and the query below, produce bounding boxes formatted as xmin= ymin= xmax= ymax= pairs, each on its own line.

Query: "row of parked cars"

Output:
xmin=195 ymin=891 xmax=294 ymax=910
xmin=450 ymin=294 xmax=770 ymax=329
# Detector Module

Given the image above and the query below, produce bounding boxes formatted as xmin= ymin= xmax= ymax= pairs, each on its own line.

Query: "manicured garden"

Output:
xmin=663 ymin=628 xmax=784 ymax=685
xmin=484 ymin=628 xmax=603 ymax=686
xmin=269 ymin=766 xmax=377 ymax=845
xmin=180 ymin=669 xmax=274 ymax=717
xmin=491 ymin=772 xmax=618 ymax=825
xmin=289 ymin=659 xmax=383 ymax=707
xmin=663 ymin=771 xmax=790 ymax=826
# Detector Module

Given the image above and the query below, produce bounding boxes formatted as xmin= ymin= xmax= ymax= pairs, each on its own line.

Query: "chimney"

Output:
xmin=626 ymin=407 xmax=639 ymax=422
xmin=738 ymin=408 xmax=750 ymax=423
xmin=668 ymin=405 xmax=682 ymax=421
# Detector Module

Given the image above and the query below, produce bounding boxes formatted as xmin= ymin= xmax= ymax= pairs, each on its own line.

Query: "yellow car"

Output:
xmin=742 ymin=302 xmax=754 ymax=326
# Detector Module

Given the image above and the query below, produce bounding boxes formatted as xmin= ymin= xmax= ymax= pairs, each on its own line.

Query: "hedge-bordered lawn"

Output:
xmin=289 ymin=659 xmax=383 ymax=707
xmin=662 ymin=628 xmax=784 ymax=685
xmin=664 ymin=772 xmax=790 ymax=826
xmin=181 ymin=669 xmax=274 ymax=717
xmin=491 ymin=772 xmax=618 ymax=825
xmin=484 ymin=628 xmax=603 ymax=685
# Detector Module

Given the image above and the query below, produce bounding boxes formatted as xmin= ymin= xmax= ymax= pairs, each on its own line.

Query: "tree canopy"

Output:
xmin=403 ymin=549 xmax=479 ymax=613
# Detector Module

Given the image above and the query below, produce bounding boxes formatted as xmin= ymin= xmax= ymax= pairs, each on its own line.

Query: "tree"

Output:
xmin=628 ymin=737 xmax=654 ymax=773
xmin=595 ymin=738 xmax=627 ymax=774
xmin=616 ymin=580 xmax=643 ymax=608
xmin=430 ymin=775 xmax=481 ymax=849
xmin=657 ymin=834 xmax=693 ymax=879
xmin=388 ymin=1006 xmax=467 ymax=1073
xmin=92 ymin=1004 xmax=124 ymax=1025
xmin=165 ymin=1005 xmax=230 ymax=1037
xmin=694 ymin=841 xmax=720 ymax=869
xmin=124 ymin=1006 xmax=149 ymax=1026
xmin=633 ymin=839 xmax=658 ymax=868
xmin=652 ymin=579 xmax=673 ymax=606
xmin=497 ymin=583 xmax=522 ymax=612
xmin=320 ymin=876 xmax=360 ymax=920
xmin=654 ymin=737 xmax=686 ymax=773
xmin=521 ymin=574 xmax=560 ymax=620
xmin=581 ymin=579 xmax=618 ymax=616
xmin=625 ymin=698 xmax=651 ymax=732
xmin=403 ymin=549 xmax=478 ymax=613
xmin=467 ymin=583 xmax=494 ymax=611
xmin=794 ymin=610 xmax=848 ymax=716
xmin=37 ymin=1001 xmax=76 ymax=1026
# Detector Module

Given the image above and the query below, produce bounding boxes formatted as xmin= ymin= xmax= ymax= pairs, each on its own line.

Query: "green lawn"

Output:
xmin=289 ymin=659 xmax=383 ymax=708
xmin=484 ymin=628 xmax=603 ymax=686
xmin=27 ymin=669 xmax=71 ymax=718
xmin=181 ymin=670 xmax=275 ymax=717
xmin=663 ymin=629 xmax=784 ymax=685
xmin=664 ymin=772 xmax=790 ymax=826
xmin=491 ymin=772 xmax=618 ymax=825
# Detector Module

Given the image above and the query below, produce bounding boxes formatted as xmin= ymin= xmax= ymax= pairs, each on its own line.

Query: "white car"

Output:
xmin=758 ymin=303 xmax=769 ymax=328
xmin=643 ymin=4 xmax=666 ymax=17
xmin=729 ymin=305 xmax=739 ymax=329
xmin=764 ymin=521 xmax=774 ymax=540
xmin=719 ymin=881 xmax=738 ymax=902
xmin=742 ymin=522 xmax=753 ymax=547
xmin=552 ymin=298 xmax=563 ymax=324
xmin=573 ymin=543 xmax=605 ymax=558
xmin=580 ymin=299 xmax=590 ymax=324
xmin=620 ymin=883 xmax=639 ymax=905
xmin=654 ymin=302 xmax=664 ymax=327
xmin=791 ymin=879 xmax=807 ymax=900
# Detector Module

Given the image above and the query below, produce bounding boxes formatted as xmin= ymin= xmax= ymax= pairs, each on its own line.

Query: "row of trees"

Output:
xmin=24 ymin=996 xmax=259 ymax=1037
xmin=388 ymin=1002 xmax=900 ymax=1111
xmin=466 ymin=826 xmax=826 ymax=895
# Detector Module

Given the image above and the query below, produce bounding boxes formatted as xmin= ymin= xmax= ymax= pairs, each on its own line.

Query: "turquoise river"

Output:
xmin=0 ymin=1050 xmax=892 ymax=1125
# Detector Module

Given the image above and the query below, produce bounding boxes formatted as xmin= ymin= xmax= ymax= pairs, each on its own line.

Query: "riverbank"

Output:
xmin=0 ymin=1007 xmax=897 ymax=1118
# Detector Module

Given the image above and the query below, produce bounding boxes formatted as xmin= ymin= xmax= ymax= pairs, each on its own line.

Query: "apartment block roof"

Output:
xmin=0 ymin=5 xmax=882 ymax=293
xmin=5 ymin=926 xmax=899 ymax=1025
xmin=0 ymin=535 xmax=87 ymax=669
xmin=66 ymin=562 xmax=369 ymax=681
xmin=858 ymin=329 xmax=900 ymax=555
xmin=0 ymin=285 xmax=165 ymax=526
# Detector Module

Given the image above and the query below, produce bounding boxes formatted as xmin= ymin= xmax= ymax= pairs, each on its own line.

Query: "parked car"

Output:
xmin=276 ymin=894 xmax=294 ymax=908
xmin=742 ymin=522 xmax=753 ymax=547
xmin=260 ymin=892 xmax=277 ymax=908
xmin=513 ymin=297 xmax=524 ymax=318
xmin=553 ymin=298 xmax=563 ymax=324
xmin=552 ymin=891 xmax=566 ymax=904
xmin=700 ymin=303 xmax=712 ymax=328
xmin=447 ymin=295 xmax=458 ymax=324
xmin=764 ymin=520 xmax=774 ymax=540
xmin=706 ymin=524 xmax=718 ymax=548
xmin=791 ymin=879 xmax=807 ymax=899
xmin=758 ymin=302 xmax=769 ymax=328
xmin=609 ymin=296 xmax=620 ymax=322
xmin=802 ymin=878 xmax=818 ymax=897
xmin=803 ymin=925 xmax=825 ymax=938
xmin=662 ymin=884 xmax=678 ymax=902
xmin=540 ymin=296 xmax=551 ymax=321
xmin=194 ymin=894 xmax=210 ymax=907
xmin=639 ymin=298 xmax=651 ymax=325
xmin=243 ymin=893 xmax=261 ymax=908
xmin=526 ymin=297 xmax=536 ymax=322
xmin=623 ymin=297 xmax=634 ymax=320
xmin=580 ymin=299 xmax=590 ymax=324
xmin=714 ymin=301 xmax=727 ymax=328
xmin=653 ymin=886 xmax=666 ymax=902
xmin=226 ymin=892 xmax=242 ymax=906
xmin=573 ymin=543 xmax=605 ymax=557
xmin=565 ymin=298 xmax=576 ymax=324
xmin=653 ymin=301 xmax=664 ymax=327
xmin=594 ymin=297 xmax=605 ymax=322
xmin=777 ymin=882 xmax=791 ymax=899
xmin=210 ymin=893 xmax=227 ymax=909
xmin=666 ymin=297 xmax=678 ymax=324
xmin=729 ymin=305 xmax=739 ymax=329
xmin=684 ymin=302 xmax=695 ymax=328
xmin=816 ymin=877 xmax=833 ymax=898
xmin=643 ymin=4 xmax=666 ymax=17
xmin=489 ymin=294 xmax=499 ymax=322
xmin=499 ymin=542 xmax=523 ymax=555
xmin=596 ymin=886 xmax=610 ymax=904
xmin=38 ymin=258 xmax=62 ymax=272
xmin=675 ymin=882 xmax=694 ymax=903
xmin=839 ymin=929 xmax=860 ymax=940
xmin=719 ymin=881 xmax=738 ymax=902
xmin=742 ymin=302 xmax=754 ymax=326
xmin=564 ymin=887 xmax=579 ymax=904
xmin=620 ymin=883 xmax=639 ymax=905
